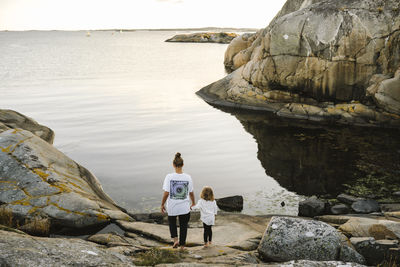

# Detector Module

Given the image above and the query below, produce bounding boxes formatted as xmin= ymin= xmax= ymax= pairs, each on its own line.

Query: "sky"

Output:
xmin=0 ymin=0 xmax=287 ymax=31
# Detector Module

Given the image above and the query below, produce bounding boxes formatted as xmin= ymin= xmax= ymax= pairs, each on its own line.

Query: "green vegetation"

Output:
xmin=343 ymin=166 xmax=400 ymax=202
xmin=0 ymin=207 xmax=13 ymax=227
xmin=133 ymin=248 xmax=182 ymax=266
xmin=21 ymin=217 xmax=50 ymax=236
xmin=0 ymin=207 xmax=50 ymax=236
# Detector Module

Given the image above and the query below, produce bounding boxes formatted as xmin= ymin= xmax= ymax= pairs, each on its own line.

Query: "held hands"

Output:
xmin=161 ymin=205 xmax=166 ymax=214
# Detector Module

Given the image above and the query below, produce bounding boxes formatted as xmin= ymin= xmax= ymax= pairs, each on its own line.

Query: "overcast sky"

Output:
xmin=0 ymin=0 xmax=287 ymax=30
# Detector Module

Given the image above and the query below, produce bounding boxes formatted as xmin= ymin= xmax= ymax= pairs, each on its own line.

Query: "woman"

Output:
xmin=161 ymin=152 xmax=195 ymax=250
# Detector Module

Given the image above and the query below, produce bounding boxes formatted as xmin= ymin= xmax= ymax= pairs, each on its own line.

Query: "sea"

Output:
xmin=1 ymin=30 xmax=399 ymax=215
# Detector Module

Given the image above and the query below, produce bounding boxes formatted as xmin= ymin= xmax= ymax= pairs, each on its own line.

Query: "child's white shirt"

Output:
xmin=192 ymin=199 xmax=218 ymax=225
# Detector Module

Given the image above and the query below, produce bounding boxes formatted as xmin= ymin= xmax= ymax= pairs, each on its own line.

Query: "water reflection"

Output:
xmin=224 ymin=109 xmax=400 ymax=198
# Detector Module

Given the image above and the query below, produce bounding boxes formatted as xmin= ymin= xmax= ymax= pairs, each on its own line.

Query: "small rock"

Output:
xmin=330 ymin=204 xmax=350 ymax=215
xmin=216 ymin=195 xmax=243 ymax=212
xmin=351 ymin=237 xmax=399 ymax=266
xmin=380 ymin=203 xmax=400 ymax=212
xmin=229 ymin=238 xmax=260 ymax=251
xmin=149 ymin=212 xmax=165 ymax=224
xmin=338 ymin=245 xmax=366 ymax=265
xmin=192 ymin=254 xmax=202 ymax=259
xmin=234 ymin=252 xmax=259 ymax=264
xmin=351 ymin=199 xmax=380 ymax=214
xmin=298 ymin=197 xmax=326 ymax=217
xmin=337 ymin=194 xmax=362 ymax=205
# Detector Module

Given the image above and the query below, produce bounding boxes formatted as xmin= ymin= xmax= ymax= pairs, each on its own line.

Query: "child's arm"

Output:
xmin=213 ymin=200 xmax=218 ymax=215
xmin=191 ymin=199 xmax=202 ymax=211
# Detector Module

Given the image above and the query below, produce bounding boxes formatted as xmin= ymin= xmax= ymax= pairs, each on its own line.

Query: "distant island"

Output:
xmin=166 ymin=32 xmax=239 ymax=44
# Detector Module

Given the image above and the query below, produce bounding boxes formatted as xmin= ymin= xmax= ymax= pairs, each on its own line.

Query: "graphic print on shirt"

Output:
xmin=170 ymin=180 xmax=189 ymax=200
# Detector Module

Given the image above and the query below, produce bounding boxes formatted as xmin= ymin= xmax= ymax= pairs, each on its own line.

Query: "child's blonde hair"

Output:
xmin=200 ymin=186 xmax=215 ymax=201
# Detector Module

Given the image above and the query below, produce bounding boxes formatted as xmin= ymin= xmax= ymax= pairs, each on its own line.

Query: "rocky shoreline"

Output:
xmin=197 ymin=0 xmax=400 ymax=128
xmin=1 ymin=109 xmax=399 ymax=266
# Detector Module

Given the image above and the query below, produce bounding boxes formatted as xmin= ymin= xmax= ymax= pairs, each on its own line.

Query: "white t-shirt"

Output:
xmin=192 ymin=198 xmax=218 ymax=225
xmin=162 ymin=173 xmax=193 ymax=216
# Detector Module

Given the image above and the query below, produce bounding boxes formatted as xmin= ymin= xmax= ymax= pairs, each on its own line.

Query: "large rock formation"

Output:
xmin=0 ymin=111 xmax=132 ymax=233
xmin=166 ymin=32 xmax=238 ymax=44
xmin=224 ymin=0 xmax=324 ymax=71
xmin=257 ymin=216 xmax=365 ymax=263
xmin=198 ymin=0 xmax=400 ymax=127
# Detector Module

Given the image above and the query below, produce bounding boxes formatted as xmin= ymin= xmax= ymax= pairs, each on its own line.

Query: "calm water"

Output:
xmin=0 ymin=30 xmax=301 ymax=215
xmin=2 ymin=31 xmax=399 ymax=215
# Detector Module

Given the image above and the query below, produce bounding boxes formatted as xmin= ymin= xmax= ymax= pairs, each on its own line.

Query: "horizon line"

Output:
xmin=0 ymin=26 xmax=260 ymax=32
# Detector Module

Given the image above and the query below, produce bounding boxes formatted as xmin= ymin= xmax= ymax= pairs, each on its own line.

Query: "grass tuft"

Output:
xmin=0 ymin=207 xmax=50 ymax=236
xmin=20 ymin=217 xmax=50 ymax=236
xmin=0 ymin=207 xmax=13 ymax=227
xmin=133 ymin=248 xmax=181 ymax=266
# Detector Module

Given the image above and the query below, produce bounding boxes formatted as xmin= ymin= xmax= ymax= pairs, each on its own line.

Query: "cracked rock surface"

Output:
xmin=0 ymin=129 xmax=132 ymax=230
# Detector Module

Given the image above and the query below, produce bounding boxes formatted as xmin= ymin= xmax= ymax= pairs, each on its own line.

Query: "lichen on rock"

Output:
xmin=257 ymin=216 xmax=365 ymax=264
xmin=0 ymin=128 xmax=132 ymax=232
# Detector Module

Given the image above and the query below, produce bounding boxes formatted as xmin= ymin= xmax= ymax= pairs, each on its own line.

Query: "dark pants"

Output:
xmin=168 ymin=213 xmax=190 ymax=246
xmin=203 ymin=223 xmax=212 ymax=243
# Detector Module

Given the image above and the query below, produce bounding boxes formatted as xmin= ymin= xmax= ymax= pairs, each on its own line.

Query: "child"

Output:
xmin=191 ymin=186 xmax=218 ymax=247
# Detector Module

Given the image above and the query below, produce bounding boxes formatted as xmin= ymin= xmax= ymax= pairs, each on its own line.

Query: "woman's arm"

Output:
xmin=161 ymin=191 xmax=169 ymax=214
xmin=189 ymin=191 xmax=195 ymax=209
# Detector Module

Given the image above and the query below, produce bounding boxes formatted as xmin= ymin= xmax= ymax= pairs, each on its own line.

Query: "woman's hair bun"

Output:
xmin=173 ymin=152 xmax=184 ymax=167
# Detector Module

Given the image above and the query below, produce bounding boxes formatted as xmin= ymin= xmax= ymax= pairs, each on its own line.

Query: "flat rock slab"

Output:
xmin=117 ymin=213 xmax=270 ymax=248
xmin=315 ymin=214 xmax=386 ymax=225
xmin=339 ymin=217 xmax=400 ymax=240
